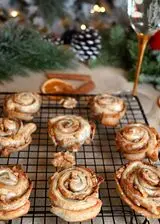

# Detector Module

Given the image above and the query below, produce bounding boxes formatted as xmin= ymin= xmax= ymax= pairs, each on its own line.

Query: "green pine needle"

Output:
xmin=0 ymin=22 xmax=75 ymax=81
xmin=90 ymin=25 xmax=160 ymax=86
xmin=35 ymin=0 xmax=66 ymax=24
xmin=1 ymin=22 xmax=160 ymax=85
xmin=89 ymin=25 xmax=128 ymax=68
xmin=127 ymin=34 xmax=160 ymax=83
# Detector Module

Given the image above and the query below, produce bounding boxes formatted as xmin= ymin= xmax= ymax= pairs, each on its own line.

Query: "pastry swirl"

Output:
xmin=116 ymin=123 xmax=160 ymax=161
xmin=49 ymin=166 xmax=103 ymax=222
xmin=115 ymin=161 xmax=160 ymax=218
xmin=0 ymin=117 xmax=36 ymax=156
xmin=4 ymin=92 xmax=41 ymax=121
xmin=0 ymin=166 xmax=32 ymax=220
xmin=89 ymin=93 xmax=126 ymax=126
xmin=48 ymin=115 xmax=95 ymax=151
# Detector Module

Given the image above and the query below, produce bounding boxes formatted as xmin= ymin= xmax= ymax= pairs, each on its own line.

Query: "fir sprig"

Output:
xmin=90 ymin=25 xmax=160 ymax=86
xmin=0 ymin=22 xmax=75 ymax=80
xmin=127 ymin=34 xmax=160 ymax=84
xmin=35 ymin=0 xmax=66 ymax=24
xmin=89 ymin=25 xmax=128 ymax=68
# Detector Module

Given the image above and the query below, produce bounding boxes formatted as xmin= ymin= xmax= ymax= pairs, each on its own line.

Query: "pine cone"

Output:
xmin=43 ymin=33 xmax=63 ymax=45
xmin=71 ymin=27 xmax=101 ymax=62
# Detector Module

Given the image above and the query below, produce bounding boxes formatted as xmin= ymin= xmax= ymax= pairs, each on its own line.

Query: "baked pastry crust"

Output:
xmin=0 ymin=117 xmax=36 ymax=156
xmin=59 ymin=97 xmax=77 ymax=109
xmin=4 ymin=92 xmax=41 ymax=121
xmin=116 ymin=123 xmax=160 ymax=161
xmin=115 ymin=161 xmax=160 ymax=218
xmin=52 ymin=152 xmax=76 ymax=169
xmin=0 ymin=165 xmax=32 ymax=220
xmin=89 ymin=93 xmax=126 ymax=127
xmin=48 ymin=115 xmax=96 ymax=152
xmin=49 ymin=166 xmax=103 ymax=222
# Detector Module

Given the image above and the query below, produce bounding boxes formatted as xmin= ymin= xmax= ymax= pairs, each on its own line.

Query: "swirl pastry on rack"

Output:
xmin=48 ymin=115 xmax=96 ymax=151
xmin=49 ymin=166 xmax=103 ymax=222
xmin=0 ymin=117 xmax=36 ymax=156
xmin=4 ymin=92 xmax=41 ymax=121
xmin=115 ymin=161 xmax=160 ymax=218
xmin=0 ymin=165 xmax=32 ymax=220
xmin=116 ymin=123 xmax=160 ymax=161
xmin=89 ymin=93 xmax=126 ymax=126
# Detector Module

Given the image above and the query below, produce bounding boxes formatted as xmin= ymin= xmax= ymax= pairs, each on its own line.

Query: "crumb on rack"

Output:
xmin=59 ymin=97 xmax=77 ymax=109
xmin=52 ymin=151 xmax=76 ymax=169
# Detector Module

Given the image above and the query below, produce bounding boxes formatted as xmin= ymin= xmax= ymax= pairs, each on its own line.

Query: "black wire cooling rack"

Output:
xmin=0 ymin=92 xmax=159 ymax=224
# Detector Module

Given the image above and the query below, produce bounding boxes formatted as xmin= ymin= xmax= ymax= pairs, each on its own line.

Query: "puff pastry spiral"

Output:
xmin=4 ymin=92 xmax=41 ymax=121
xmin=116 ymin=123 xmax=160 ymax=161
xmin=48 ymin=115 xmax=95 ymax=151
xmin=0 ymin=166 xmax=32 ymax=220
xmin=0 ymin=117 xmax=36 ymax=156
xmin=89 ymin=93 xmax=126 ymax=126
xmin=49 ymin=166 xmax=103 ymax=222
xmin=115 ymin=161 xmax=160 ymax=218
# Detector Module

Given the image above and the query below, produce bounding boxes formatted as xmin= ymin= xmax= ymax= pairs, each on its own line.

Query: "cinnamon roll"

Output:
xmin=48 ymin=115 xmax=96 ymax=151
xmin=4 ymin=92 xmax=41 ymax=121
xmin=115 ymin=161 xmax=160 ymax=218
xmin=116 ymin=123 xmax=160 ymax=161
xmin=0 ymin=165 xmax=32 ymax=220
xmin=49 ymin=166 xmax=103 ymax=222
xmin=0 ymin=117 xmax=36 ymax=156
xmin=89 ymin=93 xmax=126 ymax=126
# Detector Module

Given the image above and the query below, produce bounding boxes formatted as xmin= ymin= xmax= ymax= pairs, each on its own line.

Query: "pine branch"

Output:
xmin=34 ymin=0 xmax=66 ymax=24
xmin=90 ymin=25 xmax=160 ymax=86
xmin=89 ymin=25 xmax=127 ymax=68
xmin=0 ymin=22 xmax=75 ymax=81
xmin=127 ymin=33 xmax=160 ymax=83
